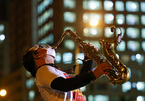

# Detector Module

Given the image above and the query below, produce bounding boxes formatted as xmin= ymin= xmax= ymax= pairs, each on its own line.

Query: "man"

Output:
xmin=23 ymin=43 xmax=112 ymax=101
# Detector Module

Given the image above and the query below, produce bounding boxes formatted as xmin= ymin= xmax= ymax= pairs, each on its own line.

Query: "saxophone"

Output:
xmin=52 ymin=27 xmax=130 ymax=85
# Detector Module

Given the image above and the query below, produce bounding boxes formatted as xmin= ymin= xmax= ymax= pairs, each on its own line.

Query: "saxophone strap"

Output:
xmin=36 ymin=63 xmax=60 ymax=71
xmin=36 ymin=63 xmax=76 ymax=74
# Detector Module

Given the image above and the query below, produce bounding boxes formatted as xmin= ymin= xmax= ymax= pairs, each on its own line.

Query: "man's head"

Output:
xmin=23 ymin=44 xmax=56 ymax=77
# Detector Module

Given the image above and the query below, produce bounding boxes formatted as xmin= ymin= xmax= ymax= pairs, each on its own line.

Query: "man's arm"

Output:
xmin=51 ymin=62 xmax=111 ymax=92
xmin=51 ymin=71 xmax=95 ymax=92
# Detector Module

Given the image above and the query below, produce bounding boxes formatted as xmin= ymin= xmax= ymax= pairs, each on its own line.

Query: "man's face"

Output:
xmin=28 ymin=44 xmax=56 ymax=59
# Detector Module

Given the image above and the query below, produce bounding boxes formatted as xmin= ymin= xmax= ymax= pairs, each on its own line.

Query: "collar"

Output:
xmin=36 ymin=63 xmax=59 ymax=71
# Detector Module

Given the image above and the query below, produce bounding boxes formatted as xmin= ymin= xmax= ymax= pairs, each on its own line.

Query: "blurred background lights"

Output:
xmin=29 ymin=90 xmax=35 ymax=100
xmin=0 ymin=24 xmax=5 ymax=32
xmin=55 ymin=52 xmax=61 ymax=63
xmin=63 ymin=52 xmax=73 ymax=64
xmin=0 ymin=34 xmax=5 ymax=41
xmin=131 ymin=3 xmax=137 ymax=9
xmin=83 ymin=28 xmax=89 ymax=33
xmin=105 ymin=27 xmax=114 ymax=37
xmin=136 ymin=54 xmax=141 ymax=59
xmin=104 ymin=14 xmax=114 ymax=24
xmin=132 ymin=82 xmax=136 ymax=88
xmin=104 ymin=1 xmax=113 ymax=11
xmin=76 ymin=53 xmax=84 ymax=64
xmin=122 ymin=81 xmax=131 ymax=92
xmin=90 ymin=18 xmax=98 ymax=26
xmin=136 ymin=54 xmax=144 ymax=65
xmin=137 ymin=96 xmax=144 ymax=101
xmin=88 ymin=95 xmax=93 ymax=101
xmin=117 ymin=19 xmax=123 ymax=24
xmin=0 ymin=89 xmax=7 ymax=97
xmin=90 ymin=28 xmax=97 ymax=35
xmin=89 ymin=2 xmax=97 ymax=10
xmin=136 ymin=82 xmax=145 ymax=91
xmin=131 ymin=55 xmax=136 ymax=61
xmin=94 ymin=95 xmax=109 ymax=101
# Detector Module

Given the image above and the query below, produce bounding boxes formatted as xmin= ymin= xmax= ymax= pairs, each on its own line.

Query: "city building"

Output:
xmin=1 ymin=0 xmax=145 ymax=101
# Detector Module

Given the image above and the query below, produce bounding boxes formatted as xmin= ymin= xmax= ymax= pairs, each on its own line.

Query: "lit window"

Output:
xmin=141 ymin=2 xmax=145 ymax=12
xmin=55 ymin=52 xmax=61 ymax=63
xmin=135 ymin=54 xmax=144 ymax=65
xmin=64 ymin=12 xmax=76 ymax=23
xmin=64 ymin=40 xmax=75 ymax=50
xmin=116 ymin=14 xmax=125 ymax=25
xmin=141 ymin=28 xmax=145 ymax=39
xmin=48 ymin=34 xmax=54 ymax=43
xmin=126 ymin=1 xmax=139 ymax=12
xmin=142 ymin=41 xmax=145 ymax=51
xmin=63 ymin=0 xmax=75 ymax=9
xmin=94 ymin=95 xmax=109 ymax=101
xmin=104 ymin=27 xmax=114 ymax=38
xmin=126 ymin=14 xmax=139 ymax=25
xmin=38 ymin=21 xmax=53 ymax=38
xmin=83 ymin=1 xmax=102 ymax=10
xmin=0 ymin=24 xmax=5 ymax=33
xmin=132 ymin=82 xmax=136 ymax=88
xmin=131 ymin=55 xmax=136 ymax=61
xmin=122 ymin=81 xmax=131 ymax=92
xmin=126 ymin=27 xmax=140 ymax=39
xmin=137 ymin=96 xmax=145 ymax=101
xmin=115 ymin=1 xmax=124 ymax=11
xmin=39 ymin=34 xmax=54 ymax=44
xmin=88 ymin=95 xmax=93 ymax=101
xmin=63 ymin=52 xmax=73 ymax=64
xmin=127 ymin=41 xmax=140 ymax=51
xmin=26 ymin=71 xmax=31 ymax=77
xmin=76 ymin=53 xmax=84 ymax=64
xmin=38 ymin=8 xmax=53 ymax=26
xmin=83 ymin=27 xmax=102 ymax=37
xmin=83 ymin=13 xmax=101 ymax=25
xmin=104 ymin=1 xmax=113 ymax=11
xmin=136 ymin=82 xmax=145 ymax=91
xmin=120 ymin=55 xmax=130 ymax=64
xmin=37 ymin=0 xmax=53 ymax=14
xmin=29 ymin=90 xmax=35 ymax=101
xmin=141 ymin=15 xmax=145 ymax=25
xmin=0 ymin=34 xmax=5 ymax=41
xmin=26 ymin=78 xmax=35 ymax=89
xmin=90 ymin=18 xmax=98 ymax=27
xmin=104 ymin=14 xmax=114 ymax=24
xmin=117 ymin=41 xmax=126 ymax=51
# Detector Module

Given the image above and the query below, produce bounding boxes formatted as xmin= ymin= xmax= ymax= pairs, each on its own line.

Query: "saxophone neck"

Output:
xmin=52 ymin=30 xmax=71 ymax=49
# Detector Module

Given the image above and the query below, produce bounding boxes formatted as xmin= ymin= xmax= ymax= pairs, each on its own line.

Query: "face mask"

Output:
xmin=28 ymin=44 xmax=56 ymax=58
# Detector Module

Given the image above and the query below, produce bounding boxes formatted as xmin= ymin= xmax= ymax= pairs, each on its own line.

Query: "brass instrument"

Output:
xmin=52 ymin=27 xmax=130 ymax=85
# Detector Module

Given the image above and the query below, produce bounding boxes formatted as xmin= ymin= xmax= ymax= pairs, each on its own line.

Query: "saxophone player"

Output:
xmin=23 ymin=43 xmax=112 ymax=101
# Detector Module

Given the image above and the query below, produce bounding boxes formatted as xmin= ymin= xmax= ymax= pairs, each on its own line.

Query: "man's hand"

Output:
xmin=93 ymin=62 xmax=112 ymax=79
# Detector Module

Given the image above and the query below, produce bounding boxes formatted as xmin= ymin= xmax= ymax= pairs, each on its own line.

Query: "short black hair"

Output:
xmin=23 ymin=51 xmax=36 ymax=77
